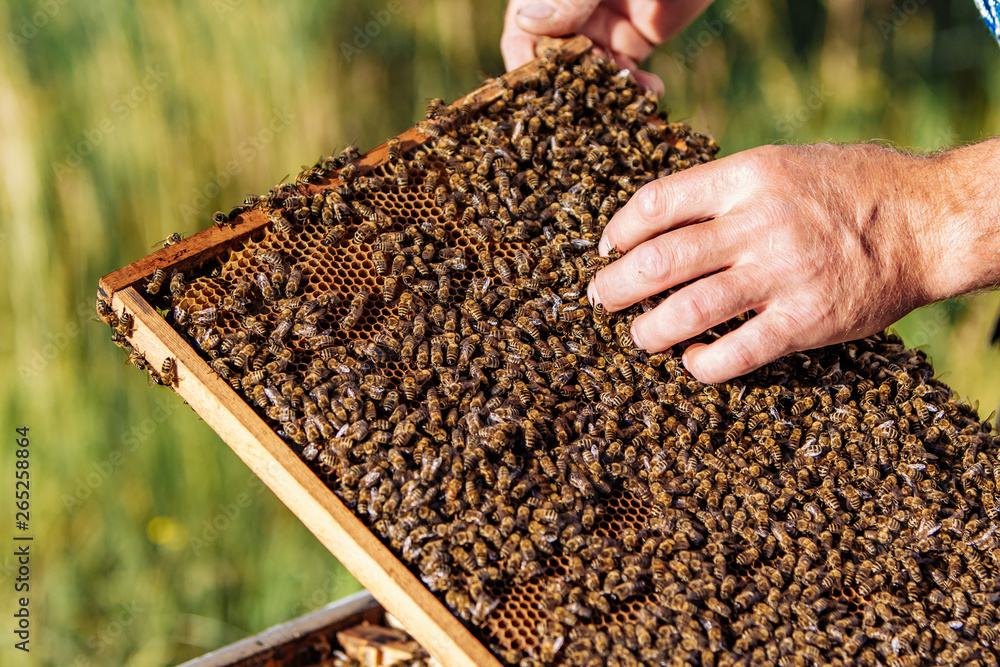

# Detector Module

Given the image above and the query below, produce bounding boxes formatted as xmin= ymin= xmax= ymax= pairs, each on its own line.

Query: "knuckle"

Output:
xmin=672 ymin=289 xmax=710 ymax=330
xmin=553 ymin=0 xmax=600 ymax=23
xmin=631 ymin=240 xmax=674 ymax=284
xmin=750 ymin=143 xmax=785 ymax=163
xmin=744 ymin=201 xmax=794 ymax=249
xmin=743 ymin=145 xmax=791 ymax=190
xmin=772 ymin=248 xmax=806 ymax=278
xmin=632 ymin=181 xmax=673 ymax=226
xmin=796 ymin=294 xmax=836 ymax=334
xmin=726 ymin=336 xmax=763 ymax=375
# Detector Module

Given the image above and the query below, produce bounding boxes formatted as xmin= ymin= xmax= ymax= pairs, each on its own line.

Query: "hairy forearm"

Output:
xmin=911 ymin=138 xmax=1000 ymax=302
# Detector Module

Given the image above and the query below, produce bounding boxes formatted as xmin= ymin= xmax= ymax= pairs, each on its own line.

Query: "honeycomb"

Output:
xmin=115 ymin=45 xmax=1000 ymax=667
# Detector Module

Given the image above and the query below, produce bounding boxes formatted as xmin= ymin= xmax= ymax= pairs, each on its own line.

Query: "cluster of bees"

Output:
xmin=97 ymin=299 xmax=176 ymax=385
xmin=121 ymin=47 xmax=1000 ymax=667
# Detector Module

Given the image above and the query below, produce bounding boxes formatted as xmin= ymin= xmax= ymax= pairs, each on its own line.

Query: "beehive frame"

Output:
xmin=96 ymin=37 xmax=609 ymax=667
xmin=98 ymin=30 xmax=1000 ymax=667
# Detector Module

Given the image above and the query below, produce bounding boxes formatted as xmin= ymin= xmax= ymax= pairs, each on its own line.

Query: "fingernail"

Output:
xmin=598 ymin=235 xmax=610 ymax=257
xmin=587 ymin=280 xmax=600 ymax=307
xmin=517 ymin=2 xmax=554 ymax=20
xmin=682 ymin=344 xmax=704 ymax=373
xmin=630 ymin=324 xmax=642 ymax=349
xmin=634 ymin=72 xmax=665 ymax=98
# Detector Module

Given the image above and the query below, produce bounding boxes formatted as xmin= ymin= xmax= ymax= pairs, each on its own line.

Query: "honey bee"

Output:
xmin=267 ymin=209 xmax=292 ymax=235
xmin=422 ymin=170 xmax=440 ymax=194
xmin=353 ymin=222 xmax=377 ymax=245
xmin=283 ymin=266 xmax=302 ymax=297
xmin=146 ymin=268 xmax=166 ymax=295
xmin=211 ymin=210 xmax=233 ymax=227
xmin=339 ymin=161 xmax=359 ymax=183
xmin=254 ymin=272 xmax=275 ymax=301
xmin=195 ymin=327 xmax=222 ymax=351
xmin=372 ymin=250 xmax=389 ymax=276
xmin=115 ymin=312 xmax=134 ymax=337
xmin=253 ymin=250 xmax=281 ymax=270
xmin=339 ymin=289 xmax=370 ymax=332
xmin=396 ymin=291 xmax=413 ymax=319
xmin=230 ymin=343 xmax=256 ymax=369
xmin=153 ymin=232 xmax=183 ymax=248
xmin=386 ymin=136 xmax=401 ymax=161
xmin=458 ymin=96 xmax=473 ymax=118
xmin=394 ymin=161 xmax=409 ymax=187
xmin=424 ymin=97 xmax=446 ymax=120
xmin=517 ymin=136 xmax=533 ymax=161
xmin=304 ymin=192 xmax=322 ymax=218
xmin=323 ymin=225 xmax=347 ymax=246
xmin=96 ymin=299 xmax=120 ymax=329
xmin=437 ymin=273 xmax=450 ymax=303
xmin=169 ymin=271 xmax=186 ymax=297
xmin=209 ymin=358 xmax=230 ymax=379
xmin=414 ymin=278 xmax=437 ymax=295
xmin=380 ymin=275 xmax=399 ymax=304
xmin=323 ymin=190 xmax=350 ymax=221
xmin=413 ymin=312 xmax=429 ymax=338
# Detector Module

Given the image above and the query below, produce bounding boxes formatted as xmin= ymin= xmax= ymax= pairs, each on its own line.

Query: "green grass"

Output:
xmin=1 ymin=1 xmax=998 ymax=664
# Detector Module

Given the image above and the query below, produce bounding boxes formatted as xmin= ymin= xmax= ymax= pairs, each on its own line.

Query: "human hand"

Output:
xmin=501 ymin=0 xmax=714 ymax=95
xmin=587 ymin=143 xmax=947 ymax=384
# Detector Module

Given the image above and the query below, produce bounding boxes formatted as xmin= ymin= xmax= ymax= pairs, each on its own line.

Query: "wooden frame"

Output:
xmin=98 ymin=36 xmax=595 ymax=667
xmin=179 ymin=591 xmax=383 ymax=667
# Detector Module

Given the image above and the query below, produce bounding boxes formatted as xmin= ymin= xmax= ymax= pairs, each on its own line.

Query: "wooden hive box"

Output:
xmin=180 ymin=591 xmax=432 ymax=667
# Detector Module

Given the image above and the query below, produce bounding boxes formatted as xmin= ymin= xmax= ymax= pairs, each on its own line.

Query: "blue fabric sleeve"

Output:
xmin=975 ymin=0 xmax=1000 ymax=42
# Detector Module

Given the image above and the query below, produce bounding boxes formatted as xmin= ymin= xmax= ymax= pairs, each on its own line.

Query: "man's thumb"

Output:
xmin=513 ymin=0 xmax=602 ymax=37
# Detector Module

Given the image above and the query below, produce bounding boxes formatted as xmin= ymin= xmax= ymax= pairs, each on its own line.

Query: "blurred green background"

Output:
xmin=1 ymin=1 xmax=998 ymax=665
